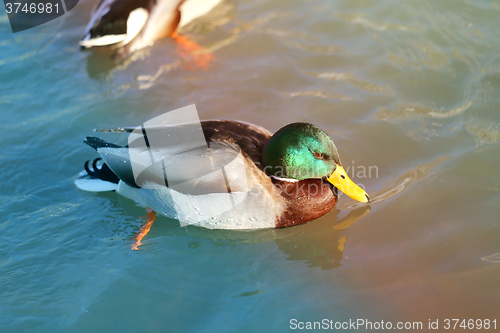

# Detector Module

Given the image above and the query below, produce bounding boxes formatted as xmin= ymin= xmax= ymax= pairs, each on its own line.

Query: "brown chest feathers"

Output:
xmin=273 ymin=178 xmax=338 ymax=228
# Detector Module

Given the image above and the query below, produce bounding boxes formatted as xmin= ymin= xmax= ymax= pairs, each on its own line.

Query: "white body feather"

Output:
xmin=116 ymin=181 xmax=279 ymax=229
xmin=75 ymin=121 xmax=286 ymax=229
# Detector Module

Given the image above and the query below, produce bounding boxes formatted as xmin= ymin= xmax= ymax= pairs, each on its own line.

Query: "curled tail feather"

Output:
xmin=75 ymin=157 xmax=120 ymax=192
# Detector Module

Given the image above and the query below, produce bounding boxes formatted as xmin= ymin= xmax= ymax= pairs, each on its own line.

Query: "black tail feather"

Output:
xmin=84 ymin=158 xmax=120 ymax=184
xmin=84 ymin=136 xmax=122 ymax=151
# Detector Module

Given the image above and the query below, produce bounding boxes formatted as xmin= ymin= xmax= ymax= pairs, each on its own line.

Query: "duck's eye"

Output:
xmin=313 ymin=152 xmax=324 ymax=160
xmin=341 ymin=174 xmax=346 ymax=179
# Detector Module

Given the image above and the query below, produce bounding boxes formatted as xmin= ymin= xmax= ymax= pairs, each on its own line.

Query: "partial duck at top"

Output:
xmin=80 ymin=0 xmax=222 ymax=57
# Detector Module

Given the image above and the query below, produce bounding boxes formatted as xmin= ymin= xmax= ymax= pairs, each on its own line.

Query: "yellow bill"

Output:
xmin=327 ymin=165 xmax=369 ymax=203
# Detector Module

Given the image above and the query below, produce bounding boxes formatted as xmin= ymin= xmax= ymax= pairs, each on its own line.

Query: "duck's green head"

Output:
xmin=262 ymin=122 xmax=369 ymax=203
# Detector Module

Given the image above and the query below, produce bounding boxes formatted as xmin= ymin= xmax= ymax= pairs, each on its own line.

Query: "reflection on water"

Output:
xmin=136 ymin=205 xmax=371 ymax=270
xmin=376 ymin=101 xmax=473 ymax=120
xmin=340 ymin=155 xmax=451 ymax=209
xmin=466 ymin=118 xmax=500 ymax=146
xmin=274 ymin=207 xmax=371 ymax=270
xmin=481 ymin=253 xmax=500 ymax=264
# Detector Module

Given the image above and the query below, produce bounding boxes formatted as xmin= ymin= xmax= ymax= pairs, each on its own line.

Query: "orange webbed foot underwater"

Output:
xmin=171 ymin=31 xmax=215 ymax=70
xmin=132 ymin=208 xmax=157 ymax=250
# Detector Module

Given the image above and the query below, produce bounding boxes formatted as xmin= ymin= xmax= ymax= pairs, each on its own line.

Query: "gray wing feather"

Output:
xmin=98 ymin=142 xmax=247 ymax=194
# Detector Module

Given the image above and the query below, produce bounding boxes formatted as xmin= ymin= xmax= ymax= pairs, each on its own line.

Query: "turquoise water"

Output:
xmin=1 ymin=0 xmax=500 ymax=331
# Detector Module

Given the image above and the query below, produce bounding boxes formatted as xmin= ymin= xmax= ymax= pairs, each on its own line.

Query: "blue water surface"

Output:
xmin=1 ymin=0 xmax=500 ymax=331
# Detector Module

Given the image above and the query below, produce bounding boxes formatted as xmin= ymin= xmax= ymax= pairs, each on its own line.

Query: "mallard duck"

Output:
xmin=80 ymin=0 xmax=222 ymax=56
xmin=75 ymin=119 xmax=369 ymax=231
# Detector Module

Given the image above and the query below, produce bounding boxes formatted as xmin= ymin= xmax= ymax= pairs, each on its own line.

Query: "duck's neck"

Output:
xmin=271 ymin=178 xmax=337 ymax=228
